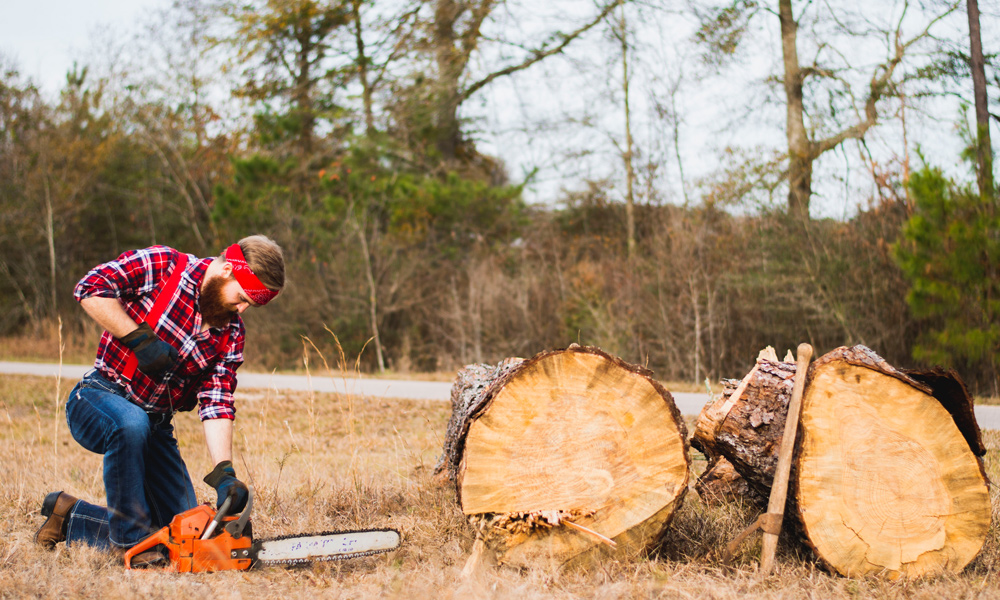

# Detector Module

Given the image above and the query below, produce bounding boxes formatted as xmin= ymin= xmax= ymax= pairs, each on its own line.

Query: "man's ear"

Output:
xmin=221 ymin=261 xmax=233 ymax=278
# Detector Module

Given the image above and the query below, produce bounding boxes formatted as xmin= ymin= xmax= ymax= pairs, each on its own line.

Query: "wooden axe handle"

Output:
xmin=760 ymin=343 xmax=813 ymax=576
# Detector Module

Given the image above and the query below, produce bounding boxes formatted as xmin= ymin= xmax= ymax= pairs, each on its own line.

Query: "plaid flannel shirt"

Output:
xmin=74 ymin=246 xmax=245 ymax=420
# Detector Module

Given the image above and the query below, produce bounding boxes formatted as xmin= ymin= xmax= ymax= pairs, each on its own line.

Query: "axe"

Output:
xmin=722 ymin=342 xmax=813 ymax=575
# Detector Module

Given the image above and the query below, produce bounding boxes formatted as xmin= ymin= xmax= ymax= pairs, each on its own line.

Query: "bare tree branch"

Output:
xmin=810 ymin=2 xmax=958 ymax=158
xmin=458 ymin=0 xmax=623 ymax=103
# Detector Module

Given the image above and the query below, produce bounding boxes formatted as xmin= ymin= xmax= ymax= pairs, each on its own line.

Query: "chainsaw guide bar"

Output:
xmin=253 ymin=529 xmax=402 ymax=566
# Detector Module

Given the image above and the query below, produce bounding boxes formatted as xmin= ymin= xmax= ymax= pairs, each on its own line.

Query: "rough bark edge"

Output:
xmin=692 ymin=360 xmax=797 ymax=504
xmin=690 ymin=378 xmax=740 ymax=458
xmin=433 ymin=358 xmax=525 ymax=483
xmin=807 ymin=344 xmax=932 ymax=395
xmin=692 ymin=347 xmax=786 ymax=456
xmin=716 ymin=359 xmax=797 ymax=499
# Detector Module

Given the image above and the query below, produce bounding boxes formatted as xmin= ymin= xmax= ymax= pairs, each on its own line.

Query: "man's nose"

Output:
xmin=236 ymin=302 xmax=250 ymax=314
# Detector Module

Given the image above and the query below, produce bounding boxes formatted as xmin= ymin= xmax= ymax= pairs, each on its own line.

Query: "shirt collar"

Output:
xmin=181 ymin=256 xmax=212 ymax=292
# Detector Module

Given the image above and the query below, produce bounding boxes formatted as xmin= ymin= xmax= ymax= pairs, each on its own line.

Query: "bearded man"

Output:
xmin=33 ymin=235 xmax=285 ymax=566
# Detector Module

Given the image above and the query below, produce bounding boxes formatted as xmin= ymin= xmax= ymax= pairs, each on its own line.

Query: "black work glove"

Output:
xmin=120 ymin=322 xmax=178 ymax=375
xmin=203 ymin=460 xmax=249 ymax=514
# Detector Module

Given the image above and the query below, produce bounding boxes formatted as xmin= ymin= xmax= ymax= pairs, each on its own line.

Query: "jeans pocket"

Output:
xmin=82 ymin=372 xmax=127 ymax=397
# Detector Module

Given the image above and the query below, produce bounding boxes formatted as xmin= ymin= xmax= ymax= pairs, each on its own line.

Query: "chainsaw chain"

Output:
xmin=253 ymin=528 xmax=400 ymax=567
xmin=257 ymin=546 xmax=394 ymax=566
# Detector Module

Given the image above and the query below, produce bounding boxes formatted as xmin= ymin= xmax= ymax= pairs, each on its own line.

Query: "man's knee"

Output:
xmin=67 ymin=385 xmax=150 ymax=455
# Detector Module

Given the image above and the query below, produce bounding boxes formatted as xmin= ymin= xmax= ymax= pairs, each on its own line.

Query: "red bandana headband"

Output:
xmin=225 ymin=243 xmax=279 ymax=305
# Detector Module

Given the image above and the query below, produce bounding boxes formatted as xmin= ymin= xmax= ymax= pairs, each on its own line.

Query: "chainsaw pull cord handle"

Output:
xmin=201 ymin=495 xmax=233 ymax=540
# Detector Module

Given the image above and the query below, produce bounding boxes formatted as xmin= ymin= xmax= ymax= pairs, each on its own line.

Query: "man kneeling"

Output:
xmin=34 ymin=235 xmax=284 ymax=566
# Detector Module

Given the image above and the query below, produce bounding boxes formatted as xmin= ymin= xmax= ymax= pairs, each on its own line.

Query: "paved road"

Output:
xmin=2 ymin=361 xmax=997 ymax=428
xmin=1 ymin=361 xmax=709 ymax=410
xmin=0 ymin=361 xmax=453 ymax=401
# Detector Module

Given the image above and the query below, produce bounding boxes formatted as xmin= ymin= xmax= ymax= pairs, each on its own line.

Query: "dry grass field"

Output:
xmin=4 ymin=370 xmax=1000 ymax=599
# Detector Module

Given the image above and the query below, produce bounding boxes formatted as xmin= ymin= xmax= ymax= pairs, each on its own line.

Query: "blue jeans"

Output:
xmin=64 ymin=370 xmax=197 ymax=550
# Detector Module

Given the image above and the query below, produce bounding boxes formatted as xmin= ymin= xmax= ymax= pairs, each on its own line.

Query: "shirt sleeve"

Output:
xmin=196 ymin=321 xmax=246 ymax=421
xmin=74 ymin=246 xmax=176 ymax=302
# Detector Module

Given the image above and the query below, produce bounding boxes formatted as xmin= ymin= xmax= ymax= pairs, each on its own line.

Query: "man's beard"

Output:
xmin=200 ymin=276 xmax=236 ymax=328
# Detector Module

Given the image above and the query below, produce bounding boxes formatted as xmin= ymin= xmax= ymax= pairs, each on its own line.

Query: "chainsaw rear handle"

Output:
xmin=123 ymin=525 xmax=173 ymax=569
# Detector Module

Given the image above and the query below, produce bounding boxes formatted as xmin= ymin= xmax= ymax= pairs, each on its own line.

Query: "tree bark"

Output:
xmin=348 ymin=207 xmax=386 ymax=373
xmin=436 ymin=345 xmax=690 ymax=569
xmin=967 ymin=0 xmax=993 ymax=200
xmin=692 ymin=354 xmax=794 ymax=500
xmin=617 ymin=4 xmax=636 ymax=259
xmin=693 ymin=345 xmax=991 ymax=577
xmin=431 ymin=0 xmax=488 ymax=162
xmin=778 ymin=0 xmax=810 ymax=221
xmin=43 ymin=170 xmax=57 ymax=318
xmin=293 ymin=15 xmax=317 ymax=157
xmin=695 ymin=454 xmax=764 ymax=506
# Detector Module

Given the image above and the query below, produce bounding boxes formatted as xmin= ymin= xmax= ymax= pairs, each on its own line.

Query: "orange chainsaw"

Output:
xmin=123 ymin=491 xmax=400 ymax=572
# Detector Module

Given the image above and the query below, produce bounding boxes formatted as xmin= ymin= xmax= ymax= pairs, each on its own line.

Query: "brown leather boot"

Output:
xmin=34 ymin=491 xmax=79 ymax=549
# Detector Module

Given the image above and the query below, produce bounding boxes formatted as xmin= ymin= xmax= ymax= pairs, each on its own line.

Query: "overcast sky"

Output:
xmin=0 ymin=0 xmax=163 ymax=95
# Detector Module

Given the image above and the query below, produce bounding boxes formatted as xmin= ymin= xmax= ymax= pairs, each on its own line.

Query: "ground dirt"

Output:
xmin=3 ymin=373 xmax=1000 ymax=599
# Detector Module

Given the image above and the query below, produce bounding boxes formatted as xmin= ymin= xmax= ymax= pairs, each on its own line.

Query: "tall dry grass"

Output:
xmin=3 ymin=365 xmax=1000 ymax=599
xmin=0 ymin=320 xmax=98 ymax=366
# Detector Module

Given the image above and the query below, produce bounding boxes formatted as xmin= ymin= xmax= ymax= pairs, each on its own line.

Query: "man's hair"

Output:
xmin=235 ymin=234 xmax=285 ymax=290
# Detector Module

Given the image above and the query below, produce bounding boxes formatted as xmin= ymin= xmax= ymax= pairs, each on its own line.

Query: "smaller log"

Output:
xmin=691 ymin=348 xmax=796 ymax=501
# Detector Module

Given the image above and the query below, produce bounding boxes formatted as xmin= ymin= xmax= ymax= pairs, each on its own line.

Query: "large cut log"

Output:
xmin=693 ymin=344 xmax=991 ymax=578
xmin=796 ymin=346 xmax=990 ymax=577
xmin=435 ymin=345 xmax=690 ymax=569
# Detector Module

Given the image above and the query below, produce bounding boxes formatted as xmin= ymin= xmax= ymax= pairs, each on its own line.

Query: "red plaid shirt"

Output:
xmin=74 ymin=246 xmax=245 ymax=420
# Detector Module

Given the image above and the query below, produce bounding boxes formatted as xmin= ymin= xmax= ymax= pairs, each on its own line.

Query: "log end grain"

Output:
xmin=452 ymin=346 xmax=690 ymax=569
xmin=795 ymin=357 xmax=992 ymax=578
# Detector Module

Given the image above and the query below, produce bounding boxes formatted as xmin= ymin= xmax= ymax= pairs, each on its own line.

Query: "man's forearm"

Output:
xmin=79 ymin=296 xmax=140 ymax=338
xmin=203 ymin=418 xmax=234 ymax=465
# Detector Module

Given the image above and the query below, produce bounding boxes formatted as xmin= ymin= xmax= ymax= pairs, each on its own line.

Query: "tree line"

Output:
xmin=0 ymin=0 xmax=997 ymax=394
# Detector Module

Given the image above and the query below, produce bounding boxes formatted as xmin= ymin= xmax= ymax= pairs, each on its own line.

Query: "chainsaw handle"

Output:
xmin=202 ymin=487 xmax=254 ymax=540
xmin=123 ymin=525 xmax=170 ymax=570
xmin=201 ymin=495 xmax=234 ymax=540
xmin=224 ymin=487 xmax=253 ymax=539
